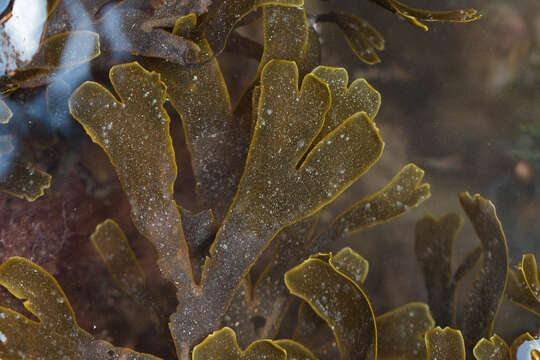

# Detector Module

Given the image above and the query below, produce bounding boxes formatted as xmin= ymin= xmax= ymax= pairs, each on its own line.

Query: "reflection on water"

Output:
xmin=0 ymin=0 xmax=46 ymax=75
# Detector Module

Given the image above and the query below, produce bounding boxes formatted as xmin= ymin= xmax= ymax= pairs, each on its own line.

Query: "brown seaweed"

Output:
xmin=69 ymin=62 xmax=194 ymax=291
xmin=90 ymin=219 xmax=146 ymax=297
xmin=505 ymin=253 xmax=540 ymax=316
xmin=312 ymin=163 xmax=429 ymax=254
xmin=425 ymin=327 xmax=466 ymax=360
xmin=315 ymin=12 xmax=384 ymax=65
xmin=473 ymin=335 xmax=510 ymax=360
xmin=415 ymin=213 xmax=462 ymax=326
xmin=292 ymin=250 xmax=434 ymax=360
xmin=458 ymin=193 xmax=508 ymax=355
xmin=0 ymin=257 xmax=160 ymax=360
xmin=285 ymin=252 xmax=377 ymax=360
xmin=193 ymin=327 xmax=285 ymax=360
xmin=415 ymin=193 xmax=509 ymax=356
xmin=273 ymin=339 xmax=318 ymax=360
xmin=369 ymin=0 xmax=481 ymax=31
xmin=0 ymin=1 xmax=500 ymax=359
xmin=170 ymin=58 xmax=383 ymax=355
xmin=143 ymin=14 xmax=249 ymax=222
xmin=202 ymin=0 xmax=303 ymax=59
xmin=223 ymin=162 xmax=429 ymax=348
xmin=0 ymin=161 xmax=52 ymax=201
xmin=376 ymin=303 xmax=434 ymax=360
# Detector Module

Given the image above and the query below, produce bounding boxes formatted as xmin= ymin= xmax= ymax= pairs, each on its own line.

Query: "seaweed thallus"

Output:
xmin=1 ymin=1 xmax=539 ymax=360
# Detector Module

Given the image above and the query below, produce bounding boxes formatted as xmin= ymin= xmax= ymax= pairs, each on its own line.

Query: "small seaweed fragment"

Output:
xmin=0 ymin=100 xmax=52 ymax=202
xmin=331 ymin=247 xmax=370 ymax=284
xmin=90 ymin=219 xmax=146 ymax=297
xmin=69 ymin=62 xmax=194 ymax=289
xmin=0 ymin=99 xmax=12 ymax=123
xmin=192 ymin=327 xmax=285 ymax=360
xmin=520 ymin=254 xmax=540 ymax=291
xmin=0 ymin=162 xmax=52 ymax=201
xmin=315 ymin=12 xmax=385 ymax=65
xmin=473 ymin=335 xmax=510 ymax=360
xmin=369 ymin=0 xmax=481 ymax=31
xmin=285 ymin=252 xmax=377 ymax=360
xmin=376 ymin=303 xmax=435 ymax=360
xmin=0 ymin=257 xmax=160 ymax=360
xmin=506 ymin=254 xmax=540 ymax=315
xmin=425 ymin=327 xmax=466 ymax=360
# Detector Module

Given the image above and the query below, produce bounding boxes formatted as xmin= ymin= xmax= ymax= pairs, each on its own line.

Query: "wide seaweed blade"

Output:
xmin=69 ymin=62 xmax=194 ymax=290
